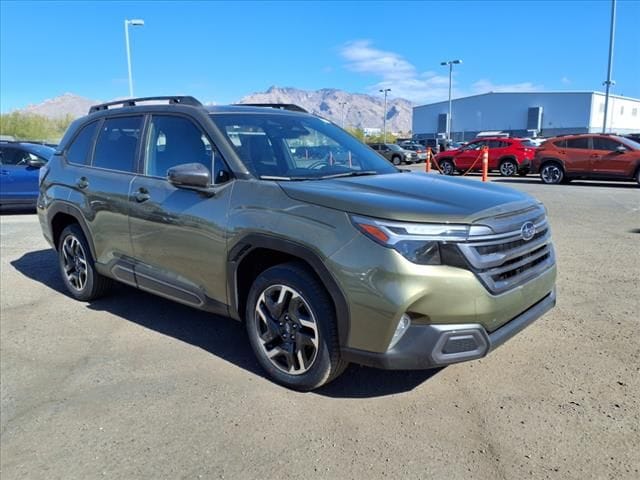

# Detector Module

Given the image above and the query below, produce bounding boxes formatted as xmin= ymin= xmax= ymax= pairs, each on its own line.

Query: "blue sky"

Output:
xmin=1 ymin=0 xmax=639 ymax=111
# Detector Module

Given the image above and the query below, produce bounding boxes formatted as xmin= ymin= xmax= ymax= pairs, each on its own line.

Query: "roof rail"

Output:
xmin=236 ymin=103 xmax=308 ymax=113
xmin=89 ymin=96 xmax=203 ymax=114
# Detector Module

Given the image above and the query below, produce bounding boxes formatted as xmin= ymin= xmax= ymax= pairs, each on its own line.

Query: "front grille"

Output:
xmin=457 ymin=211 xmax=555 ymax=294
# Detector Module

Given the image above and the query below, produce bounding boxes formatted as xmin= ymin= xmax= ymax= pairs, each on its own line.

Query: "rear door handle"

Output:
xmin=134 ymin=188 xmax=150 ymax=203
xmin=77 ymin=177 xmax=89 ymax=189
xmin=590 ymin=154 xmax=599 ymax=158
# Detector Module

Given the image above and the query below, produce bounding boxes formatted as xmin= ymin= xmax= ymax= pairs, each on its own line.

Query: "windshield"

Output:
xmin=617 ymin=136 xmax=640 ymax=150
xmin=387 ymin=144 xmax=404 ymax=152
xmin=210 ymin=113 xmax=398 ymax=179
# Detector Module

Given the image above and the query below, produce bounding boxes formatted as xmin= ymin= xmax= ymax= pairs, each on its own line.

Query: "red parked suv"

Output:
xmin=434 ymin=137 xmax=536 ymax=176
xmin=532 ymin=134 xmax=640 ymax=185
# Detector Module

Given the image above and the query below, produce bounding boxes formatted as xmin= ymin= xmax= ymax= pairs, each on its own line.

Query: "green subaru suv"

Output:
xmin=37 ymin=96 xmax=556 ymax=390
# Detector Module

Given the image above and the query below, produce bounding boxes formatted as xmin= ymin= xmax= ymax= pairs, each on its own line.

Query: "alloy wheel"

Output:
xmin=61 ymin=234 xmax=88 ymax=291
xmin=500 ymin=161 xmax=517 ymax=177
xmin=254 ymin=284 xmax=319 ymax=375
xmin=541 ymin=164 xmax=563 ymax=184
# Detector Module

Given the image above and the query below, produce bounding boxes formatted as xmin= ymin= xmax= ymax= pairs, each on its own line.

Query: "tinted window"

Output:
xmin=566 ymin=137 xmax=590 ymax=149
xmin=144 ymin=115 xmax=213 ymax=178
xmin=67 ymin=122 xmax=98 ymax=165
xmin=592 ymin=137 xmax=622 ymax=151
xmin=93 ymin=116 xmax=142 ymax=172
xmin=0 ymin=147 xmax=25 ymax=165
xmin=487 ymin=140 xmax=503 ymax=148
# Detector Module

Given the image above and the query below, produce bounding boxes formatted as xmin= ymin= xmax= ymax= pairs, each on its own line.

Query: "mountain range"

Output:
xmin=11 ymin=86 xmax=414 ymax=133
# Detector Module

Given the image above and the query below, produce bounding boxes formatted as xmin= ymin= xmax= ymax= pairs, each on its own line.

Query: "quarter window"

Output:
xmin=144 ymin=115 xmax=214 ymax=178
xmin=93 ymin=116 xmax=143 ymax=172
xmin=66 ymin=121 xmax=99 ymax=165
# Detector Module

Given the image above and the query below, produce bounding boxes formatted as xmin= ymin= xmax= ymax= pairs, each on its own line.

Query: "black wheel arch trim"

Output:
xmin=538 ymin=157 xmax=564 ymax=173
xmin=227 ymin=233 xmax=351 ymax=347
xmin=47 ymin=201 xmax=97 ymax=261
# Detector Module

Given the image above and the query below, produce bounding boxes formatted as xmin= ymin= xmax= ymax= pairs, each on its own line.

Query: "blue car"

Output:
xmin=0 ymin=142 xmax=55 ymax=210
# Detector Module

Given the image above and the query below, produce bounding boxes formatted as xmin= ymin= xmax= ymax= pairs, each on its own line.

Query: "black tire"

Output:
xmin=635 ymin=169 xmax=640 ymax=185
xmin=391 ymin=155 xmax=402 ymax=166
xmin=499 ymin=159 xmax=518 ymax=177
xmin=57 ymin=224 xmax=113 ymax=301
xmin=540 ymin=161 xmax=564 ymax=185
xmin=439 ymin=159 xmax=455 ymax=175
xmin=245 ymin=262 xmax=348 ymax=391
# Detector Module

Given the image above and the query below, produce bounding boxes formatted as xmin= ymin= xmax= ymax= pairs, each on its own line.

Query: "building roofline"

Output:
xmin=414 ymin=91 xmax=640 ymax=109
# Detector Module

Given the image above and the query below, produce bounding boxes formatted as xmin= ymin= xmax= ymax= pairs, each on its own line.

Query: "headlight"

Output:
xmin=351 ymin=215 xmax=482 ymax=265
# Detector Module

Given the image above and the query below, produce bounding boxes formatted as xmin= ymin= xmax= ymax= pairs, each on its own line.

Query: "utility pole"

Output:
xmin=379 ymin=88 xmax=391 ymax=143
xmin=602 ymin=0 xmax=616 ymax=133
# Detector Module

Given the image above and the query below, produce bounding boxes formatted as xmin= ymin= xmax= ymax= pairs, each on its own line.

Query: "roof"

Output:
xmin=205 ymin=104 xmax=307 ymax=115
xmin=414 ymin=91 xmax=640 ymax=109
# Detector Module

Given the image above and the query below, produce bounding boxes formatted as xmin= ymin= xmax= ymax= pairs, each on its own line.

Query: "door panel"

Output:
xmin=455 ymin=141 xmax=484 ymax=169
xmin=0 ymin=148 xmax=40 ymax=204
xmin=563 ymin=137 xmax=592 ymax=174
xmin=591 ymin=137 xmax=633 ymax=176
xmin=128 ymin=176 xmax=233 ymax=309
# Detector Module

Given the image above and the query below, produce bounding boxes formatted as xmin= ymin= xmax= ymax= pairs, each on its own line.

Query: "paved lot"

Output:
xmin=1 ymin=175 xmax=639 ymax=479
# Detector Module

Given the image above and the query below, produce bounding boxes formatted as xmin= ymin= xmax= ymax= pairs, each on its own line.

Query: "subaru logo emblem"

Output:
xmin=521 ymin=221 xmax=536 ymax=241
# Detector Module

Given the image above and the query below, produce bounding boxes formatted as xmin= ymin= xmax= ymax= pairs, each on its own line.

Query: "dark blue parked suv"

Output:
xmin=0 ymin=141 xmax=54 ymax=209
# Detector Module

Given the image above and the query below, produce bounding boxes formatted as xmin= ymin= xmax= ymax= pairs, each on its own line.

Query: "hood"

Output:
xmin=279 ymin=172 xmax=537 ymax=224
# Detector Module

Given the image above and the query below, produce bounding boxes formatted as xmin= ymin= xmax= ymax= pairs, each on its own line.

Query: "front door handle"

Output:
xmin=134 ymin=188 xmax=150 ymax=203
xmin=590 ymin=154 xmax=599 ymax=158
xmin=77 ymin=177 xmax=89 ymax=189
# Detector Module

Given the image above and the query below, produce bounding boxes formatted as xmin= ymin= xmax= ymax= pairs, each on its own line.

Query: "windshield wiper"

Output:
xmin=317 ymin=170 xmax=379 ymax=180
xmin=259 ymin=175 xmax=311 ymax=181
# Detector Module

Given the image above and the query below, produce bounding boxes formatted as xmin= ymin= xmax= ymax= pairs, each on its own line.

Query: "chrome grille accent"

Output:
xmin=458 ymin=216 xmax=555 ymax=294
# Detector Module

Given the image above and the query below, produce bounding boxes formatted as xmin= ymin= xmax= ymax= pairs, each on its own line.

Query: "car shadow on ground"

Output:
xmin=10 ymin=249 xmax=441 ymax=398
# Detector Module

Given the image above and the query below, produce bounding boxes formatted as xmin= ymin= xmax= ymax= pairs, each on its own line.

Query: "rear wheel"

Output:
xmin=540 ymin=162 xmax=564 ymax=185
xmin=439 ymin=159 xmax=455 ymax=175
xmin=245 ymin=262 xmax=347 ymax=391
xmin=58 ymin=224 xmax=112 ymax=301
xmin=636 ymin=169 xmax=640 ymax=185
xmin=499 ymin=159 xmax=518 ymax=177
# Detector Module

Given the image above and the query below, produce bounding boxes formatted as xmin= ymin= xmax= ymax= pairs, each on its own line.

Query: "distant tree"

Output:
xmin=0 ymin=112 xmax=73 ymax=142
xmin=345 ymin=127 xmax=365 ymax=141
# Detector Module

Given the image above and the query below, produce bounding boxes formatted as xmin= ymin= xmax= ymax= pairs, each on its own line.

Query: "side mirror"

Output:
xmin=27 ymin=158 xmax=46 ymax=168
xmin=167 ymin=163 xmax=211 ymax=189
xmin=616 ymin=145 xmax=626 ymax=153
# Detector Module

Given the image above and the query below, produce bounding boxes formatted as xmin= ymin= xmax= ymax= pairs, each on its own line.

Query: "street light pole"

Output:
xmin=124 ymin=19 xmax=145 ymax=98
xmin=440 ymin=59 xmax=462 ymax=144
xmin=602 ymin=0 xmax=616 ymax=133
xmin=339 ymin=101 xmax=347 ymax=128
xmin=379 ymin=88 xmax=391 ymax=143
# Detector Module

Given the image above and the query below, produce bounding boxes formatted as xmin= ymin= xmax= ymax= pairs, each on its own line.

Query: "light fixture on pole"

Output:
xmin=124 ymin=18 xmax=145 ymax=98
xmin=379 ymin=88 xmax=391 ymax=143
xmin=602 ymin=0 xmax=616 ymax=133
xmin=440 ymin=59 xmax=462 ymax=144
xmin=338 ymin=101 xmax=348 ymax=128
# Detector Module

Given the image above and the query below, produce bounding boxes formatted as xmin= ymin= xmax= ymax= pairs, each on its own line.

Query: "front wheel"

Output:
xmin=540 ymin=162 xmax=564 ymax=184
xmin=499 ymin=159 xmax=518 ymax=177
xmin=391 ymin=155 xmax=402 ymax=166
xmin=245 ymin=262 xmax=347 ymax=391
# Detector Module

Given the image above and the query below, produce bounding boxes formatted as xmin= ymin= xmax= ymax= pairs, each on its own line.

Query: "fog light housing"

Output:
xmin=388 ymin=314 xmax=411 ymax=350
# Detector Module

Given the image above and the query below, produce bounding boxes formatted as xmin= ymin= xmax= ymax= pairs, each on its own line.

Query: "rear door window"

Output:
xmin=66 ymin=121 xmax=99 ymax=165
xmin=93 ymin=116 xmax=143 ymax=172
xmin=566 ymin=137 xmax=590 ymax=149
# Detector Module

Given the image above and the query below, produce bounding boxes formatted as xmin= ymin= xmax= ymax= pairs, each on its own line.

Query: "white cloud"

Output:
xmin=340 ymin=40 xmax=543 ymax=104
xmin=340 ymin=40 xmax=450 ymax=104
xmin=561 ymin=76 xmax=571 ymax=85
xmin=471 ymin=79 xmax=543 ymax=94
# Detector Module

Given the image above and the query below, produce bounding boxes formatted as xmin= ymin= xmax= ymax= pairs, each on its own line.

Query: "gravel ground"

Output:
xmin=1 ymin=175 xmax=639 ymax=480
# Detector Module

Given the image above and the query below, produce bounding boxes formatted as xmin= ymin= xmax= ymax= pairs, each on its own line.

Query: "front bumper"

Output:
xmin=341 ymin=289 xmax=556 ymax=369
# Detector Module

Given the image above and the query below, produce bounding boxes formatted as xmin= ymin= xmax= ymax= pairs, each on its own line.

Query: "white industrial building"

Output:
xmin=412 ymin=91 xmax=640 ymax=142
